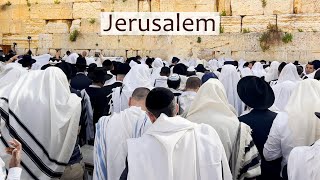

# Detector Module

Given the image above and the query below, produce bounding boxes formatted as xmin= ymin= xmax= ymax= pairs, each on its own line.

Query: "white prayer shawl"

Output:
xmin=238 ymin=59 xmax=246 ymax=71
xmin=104 ymin=71 xmax=116 ymax=86
xmin=218 ymin=57 xmax=225 ymax=68
xmin=93 ymin=106 xmax=151 ymax=180
xmin=178 ymin=75 xmax=188 ymax=91
xmin=150 ymin=58 xmax=164 ymax=84
xmin=0 ymin=67 xmax=81 ymax=179
xmin=129 ymin=60 xmax=138 ymax=67
xmin=0 ymin=66 xmax=27 ymax=89
xmin=288 ymin=139 xmax=320 ymax=180
xmin=127 ymin=114 xmax=232 ymax=180
xmin=239 ymin=67 xmax=253 ymax=78
xmin=152 ymin=58 xmax=163 ymax=68
xmin=65 ymin=53 xmax=79 ymax=64
xmin=153 ymin=76 xmax=168 ymax=88
xmin=207 ymin=59 xmax=218 ymax=71
xmin=286 ymin=79 xmax=320 ymax=147
xmin=219 ymin=65 xmax=244 ymax=116
xmin=278 ymin=63 xmax=301 ymax=83
xmin=251 ymin=62 xmax=266 ymax=77
xmin=271 ymin=81 xmax=297 ymax=112
xmin=186 ymin=79 xmax=261 ymax=179
xmin=112 ymin=64 xmax=152 ymax=113
xmin=264 ymin=61 xmax=280 ymax=82
xmin=179 ymin=91 xmax=197 ymax=115
xmin=31 ymin=54 xmax=51 ymax=70
xmin=86 ymin=57 xmax=96 ymax=66
xmin=196 ymin=72 xmax=204 ymax=79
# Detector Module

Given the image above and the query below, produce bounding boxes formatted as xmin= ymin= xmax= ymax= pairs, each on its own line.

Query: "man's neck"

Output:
xmin=185 ymin=88 xmax=198 ymax=92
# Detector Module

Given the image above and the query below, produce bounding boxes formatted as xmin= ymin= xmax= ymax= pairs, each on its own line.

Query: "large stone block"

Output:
xmin=73 ymin=2 xmax=101 ymax=19
xmin=80 ymin=18 xmax=100 ymax=34
xmin=294 ymin=0 xmax=320 ymax=14
xmin=30 ymin=3 xmax=73 ymax=19
xmin=24 ymin=19 xmax=46 ymax=34
xmin=220 ymin=16 xmax=241 ymax=33
xmin=217 ymin=0 xmax=231 ymax=15
xmin=231 ymin=0 xmax=264 ymax=16
xmin=263 ymin=0 xmax=294 ymax=15
xmin=278 ymin=14 xmax=320 ymax=32
xmin=38 ymin=34 xmax=53 ymax=49
xmin=242 ymin=15 xmax=276 ymax=32
xmin=0 ymin=5 xmax=30 ymax=21
xmin=45 ymin=21 xmax=69 ymax=34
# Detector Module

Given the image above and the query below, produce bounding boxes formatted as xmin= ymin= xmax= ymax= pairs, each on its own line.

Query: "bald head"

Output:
xmin=185 ymin=77 xmax=201 ymax=92
xmin=129 ymin=87 xmax=151 ymax=111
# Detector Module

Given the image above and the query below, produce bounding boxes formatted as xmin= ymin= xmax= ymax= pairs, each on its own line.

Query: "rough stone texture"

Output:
xmin=231 ymin=0 xmax=264 ymax=16
xmin=73 ymin=2 xmax=101 ymax=18
xmin=278 ymin=14 xmax=320 ymax=32
xmin=220 ymin=16 xmax=241 ymax=33
xmin=263 ymin=0 xmax=294 ymax=15
xmin=242 ymin=15 xmax=276 ymax=32
xmin=45 ymin=21 xmax=70 ymax=34
xmin=30 ymin=3 xmax=73 ymax=19
xmin=294 ymin=0 xmax=320 ymax=13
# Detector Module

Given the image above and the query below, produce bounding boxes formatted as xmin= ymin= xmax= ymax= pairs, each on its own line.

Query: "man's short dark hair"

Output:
xmin=296 ymin=65 xmax=303 ymax=75
xmin=132 ymin=87 xmax=150 ymax=101
xmin=66 ymin=51 xmax=71 ymax=56
xmin=149 ymin=100 xmax=176 ymax=118
xmin=312 ymin=60 xmax=320 ymax=70
xmin=160 ymin=67 xmax=170 ymax=76
xmin=278 ymin=62 xmax=287 ymax=73
xmin=186 ymin=77 xmax=201 ymax=90
xmin=102 ymin=60 xmax=114 ymax=71
xmin=314 ymin=70 xmax=320 ymax=80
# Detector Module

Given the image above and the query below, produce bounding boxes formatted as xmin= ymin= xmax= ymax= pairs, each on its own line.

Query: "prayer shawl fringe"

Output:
xmin=231 ymin=123 xmax=261 ymax=180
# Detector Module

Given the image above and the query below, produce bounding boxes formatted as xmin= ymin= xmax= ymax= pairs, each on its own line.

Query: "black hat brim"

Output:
xmin=237 ymin=76 xmax=275 ymax=109
xmin=315 ymin=112 xmax=320 ymax=119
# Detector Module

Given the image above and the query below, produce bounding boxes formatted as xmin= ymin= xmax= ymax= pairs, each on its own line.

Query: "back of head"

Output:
xmin=312 ymin=60 xmax=320 ymax=70
xmin=132 ymin=87 xmax=150 ymax=101
xmin=145 ymin=57 xmax=154 ymax=68
xmin=146 ymin=87 xmax=176 ymax=118
xmin=160 ymin=66 xmax=170 ymax=77
xmin=173 ymin=63 xmax=187 ymax=75
xmin=186 ymin=77 xmax=201 ymax=90
xmin=167 ymin=74 xmax=181 ymax=89
xmin=296 ymin=65 xmax=303 ymax=75
xmin=314 ymin=70 xmax=320 ymax=80
xmin=88 ymin=67 xmax=110 ymax=84
xmin=102 ymin=59 xmax=113 ymax=71
xmin=278 ymin=62 xmax=287 ymax=73
xmin=66 ymin=51 xmax=71 ymax=56
xmin=76 ymin=56 xmax=87 ymax=72
xmin=56 ymin=61 xmax=73 ymax=80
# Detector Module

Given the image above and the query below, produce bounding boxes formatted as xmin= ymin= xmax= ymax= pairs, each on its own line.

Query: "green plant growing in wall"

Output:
xmin=1 ymin=1 xmax=11 ymax=10
xmin=282 ymin=33 xmax=293 ymax=43
xmin=54 ymin=0 xmax=60 ymax=4
xmin=220 ymin=10 xmax=227 ymax=16
xmin=261 ymin=0 xmax=267 ymax=8
xmin=197 ymin=37 xmax=202 ymax=43
xmin=259 ymin=23 xmax=282 ymax=51
xmin=242 ymin=28 xmax=250 ymax=33
xmin=220 ymin=26 xmax=224 ymax=33
xmin=298 ymin=29 xmax=303 ymax=32
xmin=5 ymin=1 xmax=11 ymax=6
xmin=123 ymin=0 xmax=127 ymax=2
xmin=313 ymin=29 xmax=318 ymax=33
xmin=26 ymin=0 xmax=31 ymax=7
xmin=89 ymin=18 xmax=96 ymax=24
xmin=69 ymin=29 xmax=79 ymax=42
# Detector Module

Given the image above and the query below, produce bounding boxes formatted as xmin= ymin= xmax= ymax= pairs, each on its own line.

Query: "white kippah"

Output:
xmin=168 ymin=73 xmax=180 ymax=81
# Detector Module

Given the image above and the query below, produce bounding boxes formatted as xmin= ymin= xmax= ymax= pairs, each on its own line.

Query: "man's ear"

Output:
xmin=147 ymin=111 xmax=157 ymax=123
xmin=128 ymin=97 xmax=132 ymax=107
xmin=175 ymin=103 xmax=179 ymax=115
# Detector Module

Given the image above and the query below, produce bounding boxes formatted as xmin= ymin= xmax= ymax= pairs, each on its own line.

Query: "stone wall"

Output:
xmin=1 ymin=0 xmax=320 ymax=62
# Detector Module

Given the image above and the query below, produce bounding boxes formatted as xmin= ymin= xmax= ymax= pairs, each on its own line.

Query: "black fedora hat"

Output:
xmin=18 ymin=55 xmax=36 ymax=67
xmin=237 ymin=76 xmax=275 ymax=110
xmin=88 ymin=67 xmax=112 ymax=83
xmin=75 ymin=56 xmax=88 ymax=67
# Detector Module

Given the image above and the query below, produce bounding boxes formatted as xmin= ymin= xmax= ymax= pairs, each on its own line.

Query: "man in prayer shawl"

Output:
xmin=287 ymin=112 xmax=320 ymax=180
xmin=167 ymin=73 xmax=182 ymax=96
xmin=264 ymin=79 xmax=320 ymax=179
xmin=186 ymin=66 xmax=196 ymax=77
xmin=271 ymin=80 xmax=297 ymax=112
xmin=276 ymin=63 xmax=301 ymax=85
xmin=17 ymin=55 xmax=36 ymax=70
xmin=186 ymin=79 xmax=261 ymax=180
xmin=238 ymin=76 xmax=282 ymax=180
xmin=70 ymin=56 xmax=92 ymax=90
xmin=85 ymin=67 xmax=113 ymax=124
xmin=145 ymin=57 xmax=154 ymax=69
xmin=111 ymin=64 xmax=152 ymax=113
xmin=125 ymin=87 xmax=232 ymax=180
xmin=172 ymin=63 xmax=188 ymax=90
xmin=264 ymin=61 xmax=280 ymax=82
xmin=179 ymin=76 xmax=201 ymax=116
xmin=305 ymin=62 xmax=315 ymax=75
xmin=0 ymin=67 xmax=82 ymax=179
xmin=154 ymin=66 xmax=170 ymax=88
xmin=251 ymin=62 xmax=267 ymax=78
xmin=219 ymin=64 xmax=245 ymax=116
xmin=103 ymin=59 xmax=117 ymax=86
xmin=94 ymin=87 xmax=151 ymax=180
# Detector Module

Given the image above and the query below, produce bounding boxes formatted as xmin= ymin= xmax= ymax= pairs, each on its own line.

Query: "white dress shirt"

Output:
xmin=0 ymin=158 xmax=22 ymax=180
xmin=263 ymin=112 xmax=295 ymax=172
xmin=288 ymin=139 xmax=320 ymax=180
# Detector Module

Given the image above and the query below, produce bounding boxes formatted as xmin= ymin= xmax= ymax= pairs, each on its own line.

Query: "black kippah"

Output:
xmin=146 ymin=87 xmax=174 ymax=110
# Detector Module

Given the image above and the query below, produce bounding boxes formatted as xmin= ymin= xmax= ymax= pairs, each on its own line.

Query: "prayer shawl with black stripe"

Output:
xmin=0 ymin=67 xmax=81 ymax=179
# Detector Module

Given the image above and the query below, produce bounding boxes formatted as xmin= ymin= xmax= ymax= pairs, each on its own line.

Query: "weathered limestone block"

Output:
xmin=45 ymin=21 xmax=69 ymax=34
xmin=73 ymin=2 xmax=101 ymax=19
xmin=0 ymin=34 xmax=3 ymax=44
xmin=99 ymin=36 xmax=119 ymax=50
xmin=294 ymin=0 xmax=320 ymax=14
xmin=160 ymin=0 xmax=175 ymax=12
xmin=80 ymin=18 xmax=100 ymax=34
xmin=263 ymin=0 xmax=294 ymax=15
xmin=117 ymin=36 xmax=143 ymax=50
xmin=231 ymin=0 xmax=264 ymax=16
xmin=2 ymin=34 xmax=38 ymax=49
xmin=220 ymin=16 xmax=241 ymax=33
xmin=0 ymin=5 xmax=30 ymax=21
xmin=70 ymin=19 xmax=81 ymax=32
xmin=30 ymin=3 xmax=73 ymax=19
xmin=24 ymin=19 xmax=46 ymax=34
xmin=242 ymin=15 xmax=276 ymax=32
xmin=278 ymin=14 xmax=320 ymax=32
xmin=217 ymin=0 xmax=231 ymax=15
xmin=138 ymin=0 xmax=151 ymax=12
xmin=38 ymin=34 xmax=53 ymax=49
xmin=151 ymin=0 xmax=160 ymax=11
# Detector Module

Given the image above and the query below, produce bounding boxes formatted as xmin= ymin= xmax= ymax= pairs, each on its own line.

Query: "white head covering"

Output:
xmin=152 ymin=58 xmax=163 ymax=68
xmin=278 ymin=63 xmax=301 ymax=83
xmin=238 ymin=59 xmax=246 ymax=71
xmin=65 ymin=53 xmax=79 ymax=64
xmin=251 ymin=62 xmax=266 ymax=77
xmin=31 ymin=54 xmax=51 ymax=70
xmin=187 ymin=66 xmax=196 ymax=72
xmin=207 ymin=59 xmax=219 ymax=71
xmin=218 ymin=57 xmax=225 ymax=68
xmin=123 ymin=64 xmax=152 ymax=96
xmin=186 ymin=79 xmax=239 ymax=159
xmin=151 ymin=58 xmax=164 ymax=84
xmin=286 ymin=79 xmax=320 ymax=146
xmin=219 ymin=65 xmax=244 ymax=116
xmin=0 ymin=66 xmax=27 ymax=89
xmin=264 ymin=61 xmax=280 ymax=82
xmin=129 ymin=60 xmax=138 ymax=67
xmin=271 ymin=81 xmax=297 ymax=111
xmin=239 ymin=67 xmax=253 ymax=78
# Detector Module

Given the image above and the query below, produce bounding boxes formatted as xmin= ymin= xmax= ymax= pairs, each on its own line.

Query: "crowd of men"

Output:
xmin=0 ymin=48 xmax=320 ymax=180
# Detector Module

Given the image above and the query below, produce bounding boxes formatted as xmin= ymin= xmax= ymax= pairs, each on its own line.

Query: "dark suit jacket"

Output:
xmin=239 ymin=109 xmax=282 ymax=180
xmin=70 ymin=73 xmax=92 ymax=91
